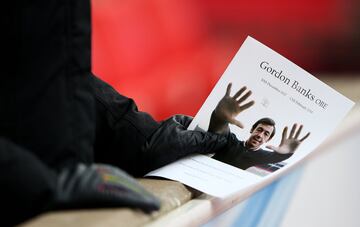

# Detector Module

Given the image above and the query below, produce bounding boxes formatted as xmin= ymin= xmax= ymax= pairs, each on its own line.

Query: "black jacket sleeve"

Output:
xmin=91 ymin=75 xmax=229 ymax=176
xmin=92 ymin=75 xmax=160 ymax=176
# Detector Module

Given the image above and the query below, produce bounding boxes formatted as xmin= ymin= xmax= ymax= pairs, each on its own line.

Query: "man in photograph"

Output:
xmin=209 ymin=83 xmax=310 ymax=170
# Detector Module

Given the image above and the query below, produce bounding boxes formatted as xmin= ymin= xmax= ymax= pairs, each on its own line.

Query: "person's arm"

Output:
xmin=91 ymin=75 xmax=229 ymax=175
xmin=254 ymin=150 xmax=293 ymax=166
xmin=266 ymin=123 xmax=311 ymax=154
xmin=142 ymin=114 xmax=229 ymax=171
xmin=208 ymin=83 xmax=255 ymax=134
xmin=212 ymin=134 xmax=291 ymax=170
xmin=91 ymin=74 xmax=160 ymax=176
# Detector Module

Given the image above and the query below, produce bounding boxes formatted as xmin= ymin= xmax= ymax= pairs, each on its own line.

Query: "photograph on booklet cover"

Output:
xmin=194 ymin=82 xmax=311 ymax=176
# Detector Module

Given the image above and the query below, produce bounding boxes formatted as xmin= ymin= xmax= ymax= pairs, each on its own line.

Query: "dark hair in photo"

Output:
xmin=251 ymin=117 xmax=276 ymax=140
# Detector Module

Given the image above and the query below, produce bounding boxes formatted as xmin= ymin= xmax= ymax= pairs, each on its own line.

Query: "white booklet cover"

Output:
xmin=146 ymin=36 xmax=355 ymax=198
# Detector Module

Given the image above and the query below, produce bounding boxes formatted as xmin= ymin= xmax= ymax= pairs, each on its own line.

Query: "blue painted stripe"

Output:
xmin=203 ymin=166 xmax=304 ymax=227
xmin=231 ymin=180 xmax=278 ymax=227
xmin=257 ymin=166 xmax=304 ymax=227
xmin=231 ymin=166 xmax=304 ymax=227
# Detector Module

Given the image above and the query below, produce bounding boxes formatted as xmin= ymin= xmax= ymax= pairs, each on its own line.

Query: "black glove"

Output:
xmin=142 ymin=115 xmax=228 ymax=171
xmin=51 ymin=163 xmax=160 ymax=213
xmin=1 ymin=138 xmax=160 ymax=226
xmin=0 ymin=138 xmax=57 ymax=227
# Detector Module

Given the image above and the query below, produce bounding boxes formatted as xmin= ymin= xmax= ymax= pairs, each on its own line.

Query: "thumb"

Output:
xmin=230 ymin=119 xmax=244 ymax=129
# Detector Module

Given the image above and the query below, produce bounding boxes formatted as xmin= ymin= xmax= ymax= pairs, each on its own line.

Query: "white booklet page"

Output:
xmin=146 ymin=36 xmax=354 ymax=198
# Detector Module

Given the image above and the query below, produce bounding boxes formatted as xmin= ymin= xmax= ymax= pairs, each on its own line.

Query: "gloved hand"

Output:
xmin=51 ymin=163 xmax=160 ymax=213
xmin=142 ymin=115 xmax=228 ymax=171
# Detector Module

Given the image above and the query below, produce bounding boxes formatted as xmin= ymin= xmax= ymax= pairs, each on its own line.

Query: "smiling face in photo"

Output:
xmin=246 ymin=123 xmax=274 ymax=150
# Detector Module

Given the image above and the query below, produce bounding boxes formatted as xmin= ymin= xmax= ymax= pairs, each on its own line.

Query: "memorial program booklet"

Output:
xmin=146 ymin=36 xmax=355 ymax=198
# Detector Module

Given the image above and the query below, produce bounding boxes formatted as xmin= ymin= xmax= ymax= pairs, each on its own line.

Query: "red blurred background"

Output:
xmin=91 ymin=0 xmax=360 ymax=121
